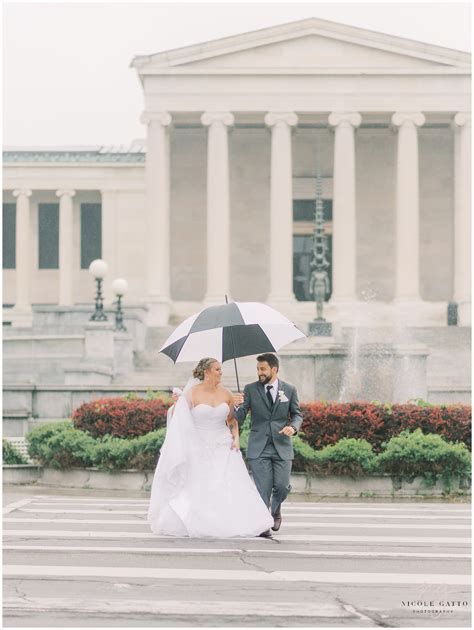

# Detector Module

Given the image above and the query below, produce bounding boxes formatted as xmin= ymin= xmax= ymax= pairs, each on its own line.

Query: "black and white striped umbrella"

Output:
xmin=160 ymin=302 xmax=305 ymax=365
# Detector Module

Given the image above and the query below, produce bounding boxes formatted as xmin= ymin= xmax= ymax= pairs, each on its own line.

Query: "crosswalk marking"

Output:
xmin=4 ymin=529 xmax=470 ymax=544
xmin=18 ymin=508 xmax=471 ymax=520
xmin=5 ymin=517 xmax=470 ymax=530
xmin=2 ymin=597 xmax=353 ymax=618
xmin=4 ymin=544 xmax=470 ymax=559
xmin=4 ymin=494 xmax=470 ymax=625
xmin=3 ymin=497 xmax=35 ymax=514
xmin=4 ymin=564 xmax=470 ymax=585
xmin=29 ymin=496 xmax=470 ymax=508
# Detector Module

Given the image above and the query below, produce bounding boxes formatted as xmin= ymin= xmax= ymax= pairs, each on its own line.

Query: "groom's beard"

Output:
xmin=259 ymin=375 xmax=272 ymax=385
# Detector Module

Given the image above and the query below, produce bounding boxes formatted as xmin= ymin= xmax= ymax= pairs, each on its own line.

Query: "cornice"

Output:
xmin=131 ymin=17 xmax=471 ymax=73
xmin=3 ymin=151 xmax=145 ymax=164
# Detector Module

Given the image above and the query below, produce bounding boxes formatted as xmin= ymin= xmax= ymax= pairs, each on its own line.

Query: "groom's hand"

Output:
xmin=233 ymin=393 xmax=244 ymax=406
xmin=279 ymin=425 xmax=296 ymax=437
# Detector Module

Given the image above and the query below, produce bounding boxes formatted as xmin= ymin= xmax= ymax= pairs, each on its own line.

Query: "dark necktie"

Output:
xmin=266 ymin=385 xmax=274 ymax=407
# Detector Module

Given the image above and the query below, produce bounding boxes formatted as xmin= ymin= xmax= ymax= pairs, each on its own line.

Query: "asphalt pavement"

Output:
xmin=3 ymin=485 xmax=471 ymax=627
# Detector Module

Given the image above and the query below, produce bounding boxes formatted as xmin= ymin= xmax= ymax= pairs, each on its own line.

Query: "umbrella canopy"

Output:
xmin=160 ymin=302 xmax=305 ymax=363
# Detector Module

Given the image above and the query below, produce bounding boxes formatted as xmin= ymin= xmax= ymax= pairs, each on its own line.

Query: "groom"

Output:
xmin=233 ymin=353 xmax=302 ymax=537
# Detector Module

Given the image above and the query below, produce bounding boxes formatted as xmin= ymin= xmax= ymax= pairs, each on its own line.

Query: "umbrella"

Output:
xmin=159 ymin=300 xmax=306 ymax=391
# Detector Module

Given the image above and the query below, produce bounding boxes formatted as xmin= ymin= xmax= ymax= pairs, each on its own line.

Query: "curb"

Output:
xmin=3 ymin=466 xmax=471 ymax=497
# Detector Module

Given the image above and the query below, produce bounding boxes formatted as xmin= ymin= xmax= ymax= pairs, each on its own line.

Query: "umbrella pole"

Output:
xmin=225 ymin=295 xmax=241 ymax=393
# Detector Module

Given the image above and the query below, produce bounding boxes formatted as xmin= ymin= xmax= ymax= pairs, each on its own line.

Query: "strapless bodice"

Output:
xmin=191 ymin=403 xmax=231 ymax=445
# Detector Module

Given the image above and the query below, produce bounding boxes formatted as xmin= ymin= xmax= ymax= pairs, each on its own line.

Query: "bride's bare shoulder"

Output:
xmin=219 ymin=385 xmax=233 ymax=399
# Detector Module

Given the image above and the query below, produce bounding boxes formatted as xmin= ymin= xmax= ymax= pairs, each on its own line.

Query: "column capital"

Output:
xmin=264 ymin=112 xmax=298 ymax=128
xmin=328 ymin=112 xmax=361 ymax=128
xmin=201 ymin=111 xmax=234 ymax=127
xmin=453 ymin=112 xmax=471 ymax=128
xmin=140 ymin=111 xmax=172 ymax=127
xmin=56 ymin=189 xmax=76 ymax=199
xmin=13 ymin=189 xmax=32 ymax=198
xmin=391 ymin=112 xmax=425 ymax=128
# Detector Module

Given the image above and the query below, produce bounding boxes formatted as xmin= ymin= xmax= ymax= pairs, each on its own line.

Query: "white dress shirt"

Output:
xmin=265 ymin=378 xmax=279 ymax=403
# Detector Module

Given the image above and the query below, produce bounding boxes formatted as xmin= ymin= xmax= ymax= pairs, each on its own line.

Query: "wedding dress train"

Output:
xmin=147 ymin=385 xmax=274 ymax=538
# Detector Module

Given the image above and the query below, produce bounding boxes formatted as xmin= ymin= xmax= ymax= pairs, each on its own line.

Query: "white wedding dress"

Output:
xmin=147 ymin=381 xmax=274 ymax=538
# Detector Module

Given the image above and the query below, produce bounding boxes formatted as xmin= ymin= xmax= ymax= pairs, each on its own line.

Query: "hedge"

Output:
xmin=3 ymin=440 xmax=28 ymax=465
xmin=24 ymin=420 xmax=471 ymax=489
xmin=26 ymin=420 xmax=166 ymax=471
xmin=72 ymin=397 xmax=171 ymax=439
xmin=300 ymin=402 xmax=471 ymax=453
xmin=377 ymin=428 xmax=471 ymax=490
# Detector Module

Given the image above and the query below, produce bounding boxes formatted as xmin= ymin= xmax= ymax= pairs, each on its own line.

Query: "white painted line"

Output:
xmin=4 ymin=564 xmax=470 ymax=585
xmin=3 ymin=544 xmax=471 ymax=559
xmin=283 ymin=505 xmax=472 ymax=511
xmin=31 ymin=496 xmax=470 ymax=509
xmin=2 ymin=597 xmax=352 ymax=618
xmin=277 ymin=534 xmax=471 ymax=544
xmin=30 ymin=500 xmax=149 ymax=507
xmin=18 ymin=508 xmax=472 ymax=520
xmin=4 ymin=530 xmax=471 ymax=544
xmin=4 ymin=517 xmax=470 ymax=530
xmin=3 ymin=497 xmax=35 ymax=515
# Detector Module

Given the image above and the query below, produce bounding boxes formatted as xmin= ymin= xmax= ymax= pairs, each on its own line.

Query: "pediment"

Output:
xmin=132 ymin=18 xmax=471 ymax=75
xmin=183 ymin=34 xmax=446 ymax=70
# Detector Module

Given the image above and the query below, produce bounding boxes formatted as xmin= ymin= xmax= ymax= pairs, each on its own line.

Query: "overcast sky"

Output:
xmin=3 ymin=1 xmax=471 ymax=147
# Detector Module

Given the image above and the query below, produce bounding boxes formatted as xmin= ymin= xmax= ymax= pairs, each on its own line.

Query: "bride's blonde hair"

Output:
xmin=193 ymin=357 xmax=218 ymax=381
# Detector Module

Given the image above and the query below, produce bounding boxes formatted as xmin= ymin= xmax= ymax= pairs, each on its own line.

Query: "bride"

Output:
xmin=147 ymin=357 xmax=274 ymax=537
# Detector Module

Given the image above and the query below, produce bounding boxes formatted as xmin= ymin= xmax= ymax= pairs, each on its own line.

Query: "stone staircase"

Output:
xmin=115 ymin=325 xmax=470 ymax=398
xmin=3 ymin=317 xmax=471 ymax=415
xmin=114 ymin=326 xmax=258 ymax=390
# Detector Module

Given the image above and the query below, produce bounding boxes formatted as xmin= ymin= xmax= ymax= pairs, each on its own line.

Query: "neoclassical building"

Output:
xmin=3 ymin=18 xmax=471 ymax=329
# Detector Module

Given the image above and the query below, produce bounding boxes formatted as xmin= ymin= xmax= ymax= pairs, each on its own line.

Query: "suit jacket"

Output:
xmin=234 ymin=379 xmax=303 ymax=461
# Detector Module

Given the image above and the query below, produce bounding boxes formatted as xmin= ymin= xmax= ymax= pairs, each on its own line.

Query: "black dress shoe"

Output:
xmin=258 ymin=529 xmax=273 ymax=538
xmin=271 ymin=513 xmax=282 ymax=532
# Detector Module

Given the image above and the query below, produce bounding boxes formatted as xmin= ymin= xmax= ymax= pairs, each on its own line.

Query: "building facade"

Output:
xmin=3 ymin=18 xmax=471 ymax=328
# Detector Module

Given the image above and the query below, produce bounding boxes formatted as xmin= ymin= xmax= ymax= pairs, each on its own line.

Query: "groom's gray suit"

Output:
xmin=234 ymin=379 xmax=303 ymax=517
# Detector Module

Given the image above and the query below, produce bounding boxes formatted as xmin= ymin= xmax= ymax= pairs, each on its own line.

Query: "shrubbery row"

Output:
xmin=25 ymin=420 xmax=471 ymax=491
xmin=71 ymin=396 xmax=471 ymax=451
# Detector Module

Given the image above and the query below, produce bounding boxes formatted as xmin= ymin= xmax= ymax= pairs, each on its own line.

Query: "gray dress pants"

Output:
xmin=247 ymin=436 xmax=292 ymax=517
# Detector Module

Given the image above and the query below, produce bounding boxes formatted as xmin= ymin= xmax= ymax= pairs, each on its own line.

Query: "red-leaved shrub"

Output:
xmin=301 ymin=402 xmax=471 ymax=453
xmin=72 ymin=397 xmax=171 ymax=439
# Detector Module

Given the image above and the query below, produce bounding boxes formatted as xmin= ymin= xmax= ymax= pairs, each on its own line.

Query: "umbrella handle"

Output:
xmin=225 ymin=295 xmax=241 ymax=393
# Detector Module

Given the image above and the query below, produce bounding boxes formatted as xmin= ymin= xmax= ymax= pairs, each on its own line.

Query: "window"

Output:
xmin=80 ymin=203 xmax=102 ymax=269
xmin=293 ymin=199 xmax=332 ymax=222
xmin=38 ymin=203 xmax=59 ymax=269
xmin=3 ymin=203 xmax=16 ymax=269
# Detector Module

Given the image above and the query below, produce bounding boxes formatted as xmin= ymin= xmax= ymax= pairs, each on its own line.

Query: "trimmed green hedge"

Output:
xmin=26 ymin=421 xmax=166 ymax=471
xmin=25 ymin=420 xmax=471 ymax=490
xmin=376 ymin=428 xmax=471 ymax=491
xmin=3 ymin=440 xmax=28 ymax=465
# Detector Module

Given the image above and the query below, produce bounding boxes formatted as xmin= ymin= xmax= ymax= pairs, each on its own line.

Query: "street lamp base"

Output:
xmin=308 ymin=320 xmax=332 ymax=336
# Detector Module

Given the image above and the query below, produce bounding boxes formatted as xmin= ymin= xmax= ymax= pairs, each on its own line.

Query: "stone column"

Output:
xmin=328 ymin=112 xmax=361 ymax=305
xmin=452 ymin=112 xmax=471 ymax=325
xmin=391 ymin=112 xmax=425 ymax=303
xmin=201 ymin=111 xmax=234 ymax=305
xmin=264 ymin=112 xmax=298 ymax=307
xmin=56 ymin=189 xmax=75 ymax=306
xmin=140 ymin=111 xmax=172 ymax=325
xmin=12 ymin=189 xmax=33 ymax=326
xmin=101 ymin=189 xmax=118 ymax=306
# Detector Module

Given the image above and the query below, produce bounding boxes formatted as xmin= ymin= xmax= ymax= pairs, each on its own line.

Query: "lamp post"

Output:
xmin=88 ymin=259 xmax=108 ymax=321
xmin=112 ymin=278 xmax=128 ymax=332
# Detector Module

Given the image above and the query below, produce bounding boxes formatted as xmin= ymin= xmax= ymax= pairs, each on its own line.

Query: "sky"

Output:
xmin=2 ymin=1 xmax=471 ymax=147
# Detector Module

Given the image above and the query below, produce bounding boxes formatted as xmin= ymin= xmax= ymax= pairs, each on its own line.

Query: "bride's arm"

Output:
xmin=225 ymin=391 xmax=240 ymax=451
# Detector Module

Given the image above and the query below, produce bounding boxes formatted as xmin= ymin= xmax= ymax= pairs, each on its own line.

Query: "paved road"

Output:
xmin=3 ymin=486 xmax=471 ymax=627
